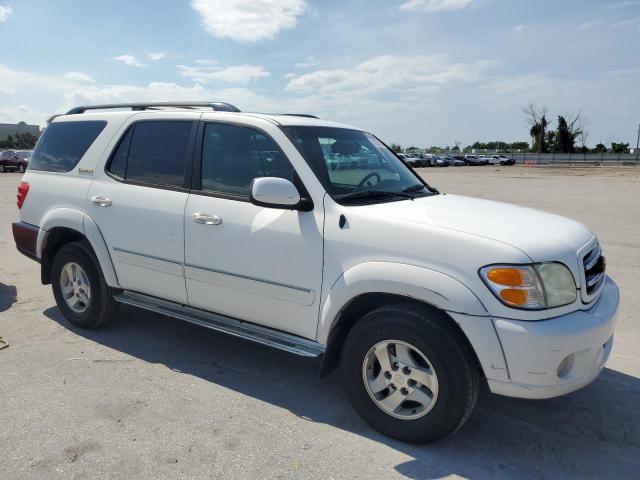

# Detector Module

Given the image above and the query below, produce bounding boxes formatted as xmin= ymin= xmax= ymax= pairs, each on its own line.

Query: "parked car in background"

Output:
xmin=491 ymin=154 xmax=515 ymax=166
xmin=451 ymin=155 xmax=466 ymax=166
xmin=430 ymin=155 xmax=450 ymax=167
xmin=0 ymin=149 xmax=32 ymax=173
xmin=463 ymin=155 xmax=486 ymax=166
xmin=477 ymin=156 xmax=493 ymax=166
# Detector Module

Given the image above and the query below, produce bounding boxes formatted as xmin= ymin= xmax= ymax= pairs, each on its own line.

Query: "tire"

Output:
xmin=0 ymin=164 xmax=5 ymax=173
xmin=341 ymin=303 xmax=479 ymax=444
xmin=18 ymin=164 xmax=25 ymax=173
xmin=51 ymin=240 xmax=120 ymax=329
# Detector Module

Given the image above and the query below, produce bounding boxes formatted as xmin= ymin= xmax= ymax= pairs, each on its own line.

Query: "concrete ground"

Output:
xmin=0 ymin=166 xmax=638 ymax=479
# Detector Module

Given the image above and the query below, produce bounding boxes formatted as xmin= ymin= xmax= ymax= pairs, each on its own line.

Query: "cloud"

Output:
xmin=610 ymin=16 xmax=640 ymax=28
xmin=177 ymin=64 xmax=270 ymax=83
xmin=576 ymin=19 xmax=604 ymax=31
xmin=399 ymin=0 xmax=473 ymax=13
xmin=513 ymin=24 xmax=525 ymax=32
xmin=603 ymin=1 xmax=640 ymax=10
xmin=0 ymin=5 xmax=12 ymax=22
xmin=113 ymin=55 xmax=145 ymax=67
xmin=148 ymin=52 xmax=166 ymax=61
xmin=190 ymin=0 xmax=306 ymax=42
xmin=64 ymin=72 xmax=95 ymax=83
xmin=294 ymin=56 xmax=319 ymax=69
xmin=286 ymin=55 xmax=494 ymax=95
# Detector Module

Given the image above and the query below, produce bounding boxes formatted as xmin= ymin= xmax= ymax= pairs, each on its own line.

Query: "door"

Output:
xmin=184 ymin=121 xmax=324 ymax=339
xmin=87 ymin=118 xmax=198 ymax=304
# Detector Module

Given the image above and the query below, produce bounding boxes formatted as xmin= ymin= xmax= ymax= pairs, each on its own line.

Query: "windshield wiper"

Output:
xmin=402 ymin=184 xmax=427 ymax=193
xmin=338 ymin=190 xmax=416 ymax=202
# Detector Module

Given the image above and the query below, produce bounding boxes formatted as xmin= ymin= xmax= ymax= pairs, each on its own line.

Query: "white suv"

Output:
xmin=12 ymin=102 xmax=618 ymax=444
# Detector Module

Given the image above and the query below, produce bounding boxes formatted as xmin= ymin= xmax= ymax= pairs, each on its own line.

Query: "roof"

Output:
xmin=51 ymin=104 xmax=359 ymax=130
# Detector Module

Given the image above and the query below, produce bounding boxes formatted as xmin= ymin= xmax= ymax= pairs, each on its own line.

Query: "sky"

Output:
xmin=0 ymin=0 xmax=639 ymax=148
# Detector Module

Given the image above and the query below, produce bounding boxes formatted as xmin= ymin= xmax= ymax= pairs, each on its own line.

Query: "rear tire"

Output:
xmin=0 ymin=164 xmax=5 ymax=173
xmin=341 ymin=303 xmax=479 ymax=444
xmin=19 ymin=164 xmax=26 ymax=173
xmin=51 ymin=240 xmax=120 ymax=329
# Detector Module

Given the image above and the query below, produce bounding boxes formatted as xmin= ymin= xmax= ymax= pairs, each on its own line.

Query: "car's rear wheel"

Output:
xmin=0 ymin=164 xmax=5 ymax=173
xmin=51 ymin=240 xmax=120 ymax=329
xmin=341 ymin=303 xmax=479 ymax=444
xmin=18 ymin=164 xmax=26 ymax=173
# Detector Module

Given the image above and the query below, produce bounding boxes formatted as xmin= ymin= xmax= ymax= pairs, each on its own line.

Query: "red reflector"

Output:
xmin=17 ymin=181 xmax=29 ymax=209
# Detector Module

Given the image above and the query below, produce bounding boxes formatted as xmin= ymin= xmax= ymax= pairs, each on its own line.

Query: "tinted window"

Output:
xmin=125 ymin=121 xmax=193 ymax=187
xmin=107 ymin=128 xmax=132 ymax=179
xmin=201 ymin=123 xmax=294 ymax=197
xmin=29 ymin=121 xmax=106 ymax=172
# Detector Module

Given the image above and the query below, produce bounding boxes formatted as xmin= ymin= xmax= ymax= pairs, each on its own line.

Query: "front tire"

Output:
xmin=51 ymin=240 xmax=120 ymax=329
xmin=0 ymin=164 xmax=5 ymax=173
xmin=341 ymin=303 xmax=479 ymax=444
xmin=18 ymin=164 xmax=26 ymax=173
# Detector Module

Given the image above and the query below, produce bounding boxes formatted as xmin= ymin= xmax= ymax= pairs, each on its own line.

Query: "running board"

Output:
xmin=113 ymin=291 xmax=325 ymax=358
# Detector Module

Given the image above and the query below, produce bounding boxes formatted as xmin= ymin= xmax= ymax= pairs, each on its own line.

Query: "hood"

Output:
xmin=356 ymin=193 xmax=593 ymax=264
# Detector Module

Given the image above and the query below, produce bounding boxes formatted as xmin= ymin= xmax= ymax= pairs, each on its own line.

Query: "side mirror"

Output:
xmin=250 ymin=177 xmax=311 ymax=211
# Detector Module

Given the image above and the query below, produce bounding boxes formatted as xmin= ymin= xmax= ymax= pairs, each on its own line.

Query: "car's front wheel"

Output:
xmin=18 ymin=164 xmax=26 ymax=173
xmin=341 ymin=303 xmax=479 ymax=444
xmin=51 ymin=240 xmax=120 ymax=329
xmin=0 ymin=164 xmax=5 ymax=173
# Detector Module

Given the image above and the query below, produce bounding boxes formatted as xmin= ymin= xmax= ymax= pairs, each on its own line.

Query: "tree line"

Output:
xmin=389 ymin=104 xmax=632 ymax=154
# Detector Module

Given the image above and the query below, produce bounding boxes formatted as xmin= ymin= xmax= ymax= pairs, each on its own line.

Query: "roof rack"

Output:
xmin=276 ymin=113 xmax=319 ymax=119
xmin=65 ymin=101 xmax=241 ymax=115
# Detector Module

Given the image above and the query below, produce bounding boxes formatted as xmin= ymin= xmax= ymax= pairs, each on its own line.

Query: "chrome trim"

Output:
xmin=584 ymin=243 xmax=602 ymax=270
xmin=114 ymin=291 xmax=325 ymax=357
xmin=587 ymin=272 xmax=605 ymax=288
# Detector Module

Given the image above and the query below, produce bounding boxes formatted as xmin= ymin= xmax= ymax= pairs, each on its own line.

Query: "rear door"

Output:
xmin=87 ymin=113 xmax=199 ymax=304
xmin=183 ymin=120 xmax=324 ymax=339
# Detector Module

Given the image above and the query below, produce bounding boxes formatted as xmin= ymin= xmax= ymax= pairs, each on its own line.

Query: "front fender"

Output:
xmin=317 ymin=262 xmax=487 ymax=344
xmin=317 ymin=262 xmax=510 ymax=382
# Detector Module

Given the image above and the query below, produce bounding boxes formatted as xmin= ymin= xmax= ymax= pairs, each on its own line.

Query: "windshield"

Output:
xmin=282 ymin=126 xmax=435 ymax=204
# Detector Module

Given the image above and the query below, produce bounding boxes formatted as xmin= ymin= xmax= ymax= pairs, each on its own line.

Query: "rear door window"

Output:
xmin=29 ymin=121 xmax=106 ymax=172
xmin=107 ymin=121 xmax=194 ymax=188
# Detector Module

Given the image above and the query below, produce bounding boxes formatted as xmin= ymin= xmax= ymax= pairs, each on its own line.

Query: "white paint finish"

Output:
xmin=184 ymin=266 xmax=315 ymax=306
xmin=184 ymin=194 xmax=323 ymax=339
xmin=491 ymin=277 xmax=618 ymax=396
xmin=447 ymin=311 xmax=510 ymax=382
xmin=17 ymin=109 xmax=621 ymax=403
xmin=316 ymin=261 xmax=490 ymax=343
xmin=86 ymin=179 xmax=189 ymax=303
xmin=83 ymin=215 xmax=119 ymax=287
xmin=250 ymin=177 xmax=300 ymax=206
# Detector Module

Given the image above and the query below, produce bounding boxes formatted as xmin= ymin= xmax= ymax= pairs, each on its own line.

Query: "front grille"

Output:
xmin=582 ymin=241 xmax=606 ymax=301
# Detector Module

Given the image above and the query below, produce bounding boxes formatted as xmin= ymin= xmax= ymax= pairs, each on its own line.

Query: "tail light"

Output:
xmin=17 ymin=181 xmax=29 ymax=209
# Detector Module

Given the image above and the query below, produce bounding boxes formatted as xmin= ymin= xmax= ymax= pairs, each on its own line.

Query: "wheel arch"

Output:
xmin=37 ymin=208 xmax=118 ymax=287
xmin=317 ymin=262 xmax=491 ymax=377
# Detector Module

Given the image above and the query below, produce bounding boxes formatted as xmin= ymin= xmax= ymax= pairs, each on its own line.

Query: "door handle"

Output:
xmin=90 ymin=196 xmax=112 ymax=207
xmin=192 ymin=212 xmax=222 ymax=225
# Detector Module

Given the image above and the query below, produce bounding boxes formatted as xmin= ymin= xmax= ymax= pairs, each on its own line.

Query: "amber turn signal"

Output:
xmin=486 ymin=268 xmax=523 ymax=287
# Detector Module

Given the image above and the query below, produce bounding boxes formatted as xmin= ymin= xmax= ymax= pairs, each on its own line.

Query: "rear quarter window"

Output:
xmin=29 ymin=121 xmax=106 ymax=172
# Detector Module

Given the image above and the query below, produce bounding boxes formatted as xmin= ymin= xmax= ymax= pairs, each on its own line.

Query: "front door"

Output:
xmin=184 ymin=121 xmax=324 ymax=339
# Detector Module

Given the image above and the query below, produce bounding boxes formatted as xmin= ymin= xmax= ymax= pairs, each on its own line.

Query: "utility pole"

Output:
xmin=636 ymin=123 xmax=639 ymax=161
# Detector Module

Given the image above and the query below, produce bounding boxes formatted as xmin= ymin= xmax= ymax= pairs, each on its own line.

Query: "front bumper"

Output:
xmin=487 ymin=276 xmax=619 ymax=399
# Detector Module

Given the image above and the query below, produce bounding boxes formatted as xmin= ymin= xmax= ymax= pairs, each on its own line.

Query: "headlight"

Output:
xmin=479 ymin=263 xmax=577 ymax=310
